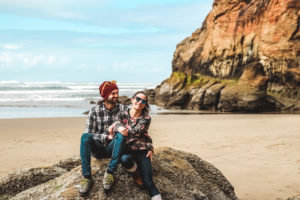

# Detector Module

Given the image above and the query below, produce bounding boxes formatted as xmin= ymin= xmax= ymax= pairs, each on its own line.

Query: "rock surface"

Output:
xmin=153 ymin=0 xmax=300 ymax=112
xmin=1 ymin=148 xmax=238 ymax=200
xmin=0 ymin=156 xmax=80 ymax=200
xmin=118 ymin=96 xmax=131 ymax=105
xmin=287 ymin=195 xmax=300 ymax=200
xmin=218 ymin=62 xmax=279 ymax=112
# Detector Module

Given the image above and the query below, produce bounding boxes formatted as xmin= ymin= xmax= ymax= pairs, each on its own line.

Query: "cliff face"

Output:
xmin=154 ymin=0 xmax=300 ymax=112
xmin=173 ymin=0 xmax=299 ymax=82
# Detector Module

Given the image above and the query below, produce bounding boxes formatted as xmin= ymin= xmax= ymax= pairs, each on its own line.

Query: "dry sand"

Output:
xmin=0 ymin=114 xmax=299 ymax=200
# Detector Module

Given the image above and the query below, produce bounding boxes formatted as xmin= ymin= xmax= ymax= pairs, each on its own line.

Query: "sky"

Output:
xmin=0 ymin=0 xmax=213 ymax=83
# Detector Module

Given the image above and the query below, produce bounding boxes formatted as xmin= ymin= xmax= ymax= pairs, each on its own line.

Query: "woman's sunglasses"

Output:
xmin=135 ymin=97 xmax=147 ymax=105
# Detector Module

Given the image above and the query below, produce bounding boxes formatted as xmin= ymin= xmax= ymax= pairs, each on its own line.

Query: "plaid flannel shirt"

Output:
xmin=84 ymin=102 xmax=128 ymax=146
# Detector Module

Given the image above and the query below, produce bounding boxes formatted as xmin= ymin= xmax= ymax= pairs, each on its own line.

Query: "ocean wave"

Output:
xmin=0 ymin=81 xmax=157 ymax=110
xmin=0 ymin=80 xmax=21 ymax=84
xmin=0 ymin=90 xmax=96 ymax=94
xmin=0 ymin=97 xmax=86 ymax=102
xmin=0 ymin=86 xmax=73 ymax=91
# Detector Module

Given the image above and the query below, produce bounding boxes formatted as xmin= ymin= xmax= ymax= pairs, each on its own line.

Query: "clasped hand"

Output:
xmin=107 ymin=125 xmax=128 ymax=139
xmin=118 ymin=126 xmax=128 ymax=136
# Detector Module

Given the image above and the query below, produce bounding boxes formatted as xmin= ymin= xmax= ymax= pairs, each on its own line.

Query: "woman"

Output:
xmin=110 ymin=91 xmax=162 ymax=200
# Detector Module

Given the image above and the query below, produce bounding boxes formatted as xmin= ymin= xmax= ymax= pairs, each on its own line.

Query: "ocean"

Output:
xmin=0 ymin=81 xmax=159 ymax=119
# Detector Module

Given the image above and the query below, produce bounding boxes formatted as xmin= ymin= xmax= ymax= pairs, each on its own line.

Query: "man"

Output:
xmin=78 ymin=81 xmax=128 ymax=196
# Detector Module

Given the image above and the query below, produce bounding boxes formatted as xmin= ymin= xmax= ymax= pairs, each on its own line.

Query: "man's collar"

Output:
xmin=100 ymin=102 xmax=119 ymax=112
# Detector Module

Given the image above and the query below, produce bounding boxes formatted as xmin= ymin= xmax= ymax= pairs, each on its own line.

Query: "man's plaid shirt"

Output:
xmin=84 ymin=102 xmax=128 ymax=146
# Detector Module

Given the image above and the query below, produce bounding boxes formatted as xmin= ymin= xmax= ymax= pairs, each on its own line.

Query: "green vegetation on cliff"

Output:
xmin=170 ymin=71 xmax=238 ymax=88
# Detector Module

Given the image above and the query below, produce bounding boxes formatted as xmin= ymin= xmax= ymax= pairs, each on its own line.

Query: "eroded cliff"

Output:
xmin=154 ymin=0 xmax=300 ymax=112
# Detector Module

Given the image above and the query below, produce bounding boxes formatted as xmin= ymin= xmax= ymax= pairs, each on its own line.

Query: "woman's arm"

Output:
xmin=110 ymin=111 xmax=129 ymax=136
xmin=127 ymin=116 xmax=151 ymax=137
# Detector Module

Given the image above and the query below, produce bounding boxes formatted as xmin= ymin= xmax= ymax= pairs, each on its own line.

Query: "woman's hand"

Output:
xmin=146 ymin=150 xmax=153 ymax=163
xmin=108 ymin=125 xmax=114 ymax=135
xmin=118 ymin=126 xmax=128 ymax=136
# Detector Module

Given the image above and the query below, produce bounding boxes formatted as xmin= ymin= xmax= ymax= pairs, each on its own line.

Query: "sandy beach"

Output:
xmin=0 ymin=114 xmax=299 ymax=200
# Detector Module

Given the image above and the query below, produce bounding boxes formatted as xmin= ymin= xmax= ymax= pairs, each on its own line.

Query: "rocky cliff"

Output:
xmin=153 ymin=0 xmax=300 ymax=112
xmin=0 ymin=148 xmax=238 ymax=200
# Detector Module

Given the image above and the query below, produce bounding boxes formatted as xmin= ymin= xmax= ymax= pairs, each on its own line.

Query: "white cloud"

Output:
xmin=0 ymin=51 xmax=69 ymax=69
xmin=0 ymin=0 xmax=212 ymax=31
xmin=0 ymin=0 xmax=108 ymax=20
xmin=0 ymin=52 xmax=13 ymax=63
xmin=47 ymin=56 xmax=56 ymax=65
xmin=0 ymin=0 xmax=212 ymax=82
xmin=3 ymin=44 xmax=22 ymax=50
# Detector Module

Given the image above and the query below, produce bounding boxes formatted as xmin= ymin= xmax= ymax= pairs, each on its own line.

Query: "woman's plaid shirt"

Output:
xmin=84 ymin=102 xmax=128 ymax=146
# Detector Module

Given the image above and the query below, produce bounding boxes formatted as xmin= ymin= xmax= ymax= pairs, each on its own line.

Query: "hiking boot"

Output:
xmin=102 ymin=171 xmax=114 ymax=190
xmin=78 ymin=178 xmax=93 ymax=196
xmin=131 ymin=170 xmax=143 ymax=186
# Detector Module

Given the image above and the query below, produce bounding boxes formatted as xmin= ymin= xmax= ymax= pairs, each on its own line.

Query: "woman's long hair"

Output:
xmin=132 ymin=91 xmax=150 ymax=115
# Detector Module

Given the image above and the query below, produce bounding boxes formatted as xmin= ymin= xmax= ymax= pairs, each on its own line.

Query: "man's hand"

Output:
xmin=118 ymin=126 xmax=128 ymax=136
xmin=146 ymin=150 xmax=153 ymax=163
xmin=107 ymin=125 xmax=115 ymax=140
xmin=107 ymin=134 xmax=114 ymax=140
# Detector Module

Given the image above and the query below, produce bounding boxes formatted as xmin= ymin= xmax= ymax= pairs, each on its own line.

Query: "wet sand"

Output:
xmin=0 ymin=114 xmax=299 ymax=200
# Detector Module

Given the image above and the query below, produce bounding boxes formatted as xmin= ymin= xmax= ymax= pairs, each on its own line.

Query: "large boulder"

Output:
xmin=0 ymin=167 xmax=67 ymax=200
xmin=154 ymin=73 xmax=190 ymax=109
xmin=287 ymin=194 xmax=300 ymax=200
xmin=1 ymin=148 xmax=238 ymax=200
xmin=218 ymin=62 xmax=278 ymax=112
xmin=0 ymin=156 xmax=80 ymax=200
xmin=118 ymin=96 xmax=131 ymax=105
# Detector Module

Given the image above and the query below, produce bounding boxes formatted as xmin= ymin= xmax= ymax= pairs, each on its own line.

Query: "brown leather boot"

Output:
xmin=131 ymin=170 xmax=143 ymax=186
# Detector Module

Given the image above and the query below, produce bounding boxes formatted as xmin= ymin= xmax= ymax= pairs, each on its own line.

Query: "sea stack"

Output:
xmin=153 ymin=0 xmax=300 ymax=112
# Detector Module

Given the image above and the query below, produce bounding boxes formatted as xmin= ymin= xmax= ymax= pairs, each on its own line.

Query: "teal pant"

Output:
xmin=80 ymin=132 xmax=125 ymax=178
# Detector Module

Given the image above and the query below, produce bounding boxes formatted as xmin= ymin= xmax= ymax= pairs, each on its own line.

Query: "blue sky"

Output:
xmin=0 ymin=0 xmax=213 ymax=83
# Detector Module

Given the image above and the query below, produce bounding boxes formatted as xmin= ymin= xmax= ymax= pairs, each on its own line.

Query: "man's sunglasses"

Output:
xmin=135 ymin=97 xmax=147 ymax=105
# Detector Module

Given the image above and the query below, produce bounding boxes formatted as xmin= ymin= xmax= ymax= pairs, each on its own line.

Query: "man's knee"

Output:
xmin=115 ymin=132 xmax=125 ymax=141
xmin=121 ymin=154 xmax=133 ymax=169
xmin=121 ymin=154 xmax=131 ymax=163
xmin=81 ymin=133 xmax=93 ymax=144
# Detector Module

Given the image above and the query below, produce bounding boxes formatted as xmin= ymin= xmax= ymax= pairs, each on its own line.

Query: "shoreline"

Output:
xmin=2 ymin=102 xmax=300 ymax=120
xmin=0 ymin=115 xmax=300 ymax=200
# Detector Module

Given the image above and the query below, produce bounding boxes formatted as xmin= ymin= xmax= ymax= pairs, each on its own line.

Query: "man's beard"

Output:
xmin=106 ymin=97 xmax=118 ymax=104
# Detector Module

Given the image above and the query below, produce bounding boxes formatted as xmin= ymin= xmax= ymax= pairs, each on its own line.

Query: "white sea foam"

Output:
xmin=0 ymin=81 xmax=158 ymax=118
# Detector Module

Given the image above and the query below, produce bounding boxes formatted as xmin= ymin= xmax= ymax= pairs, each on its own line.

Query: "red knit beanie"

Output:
xmin=99 ymin=81 xmax=118 ymax=100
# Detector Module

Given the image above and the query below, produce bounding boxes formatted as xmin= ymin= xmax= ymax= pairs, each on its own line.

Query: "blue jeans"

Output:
xmin=121 ymin=150 xmax=160 ymax=198
xmin=80 ymin=132 xmax=125 ymax=178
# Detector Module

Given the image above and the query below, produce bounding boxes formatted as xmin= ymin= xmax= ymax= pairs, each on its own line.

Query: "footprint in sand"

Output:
xmin=24 ymin=140 xmax=35 ymax=143
xmin=266 ymin=142 xmax=287 ymax=149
